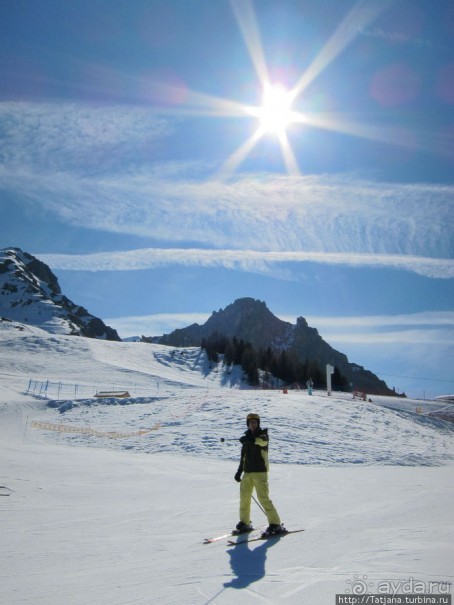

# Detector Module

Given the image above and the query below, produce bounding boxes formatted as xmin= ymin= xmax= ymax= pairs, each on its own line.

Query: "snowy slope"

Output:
xmin=0 ymin=321 xmax=453 ymax=604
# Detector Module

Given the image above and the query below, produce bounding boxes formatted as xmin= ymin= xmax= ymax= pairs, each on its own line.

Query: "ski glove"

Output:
xmin=234 ymin=470 xmax=242 ymax=482
xmin=239 ymin=433 xmax=254 ymax=444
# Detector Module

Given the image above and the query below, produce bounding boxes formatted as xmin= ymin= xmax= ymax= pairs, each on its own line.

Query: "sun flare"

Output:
xmin=149 ymin=0 xmax=396 ymax=180
xmin=257 ymin=83 xmax=295 ymax=136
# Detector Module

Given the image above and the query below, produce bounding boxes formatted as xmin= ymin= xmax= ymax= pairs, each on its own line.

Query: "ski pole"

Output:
xmin=252 ymin=494 xmax=267 ymax=516
xmin=219 ymin=437 xmax=238 ymax=442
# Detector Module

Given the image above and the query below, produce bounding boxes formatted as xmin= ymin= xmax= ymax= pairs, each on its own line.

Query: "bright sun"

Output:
xmin=258 ymin=83 xmax=295 ymax=136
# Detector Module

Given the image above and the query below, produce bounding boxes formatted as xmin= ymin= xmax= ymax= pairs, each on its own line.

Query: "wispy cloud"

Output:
xmin=6 ymin=166 xmax=452 ymax=261
xmin=0 ymin=101 xmax=173 ymax=173
xmin=38 ymin=247 xmax=454 ymax=280
xmin=1 ymin=100 xmax=453 ymax=270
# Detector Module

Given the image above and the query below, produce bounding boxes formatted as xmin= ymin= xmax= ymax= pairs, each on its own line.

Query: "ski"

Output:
xmin=227 ymin=528 xmax=304 ymax=546
xmin=203 ymin=532 xmax=237 ymax=544
xmin=203 ymin=525 xmax=265 ymax=544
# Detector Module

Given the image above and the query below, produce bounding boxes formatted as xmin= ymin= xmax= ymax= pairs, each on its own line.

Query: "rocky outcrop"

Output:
xmin=0 ymin=247 xmax=120 ymax=340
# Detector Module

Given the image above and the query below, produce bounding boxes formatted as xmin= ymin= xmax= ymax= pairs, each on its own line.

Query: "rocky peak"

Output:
xmin=154 ymin=297 xmax=394 ymax=395
xmin=0 ymin=247 xmax=120 ymax=340
xmin=203 ymin=298 xmax=289 ymax=347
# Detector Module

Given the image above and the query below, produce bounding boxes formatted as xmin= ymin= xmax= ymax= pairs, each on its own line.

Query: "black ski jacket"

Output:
xmin=237 ymin=427 xmax=269 ymax=474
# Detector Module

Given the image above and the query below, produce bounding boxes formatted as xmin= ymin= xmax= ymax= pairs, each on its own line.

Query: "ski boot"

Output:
xmin=232 ymin=521 xmax=254 ymax=536
xmin=261 ymin=523 xmax=287 ymax=539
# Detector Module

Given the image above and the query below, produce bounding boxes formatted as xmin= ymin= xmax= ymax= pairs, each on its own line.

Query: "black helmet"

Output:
xmin=246 ymin=413 xmax=260 ymax=427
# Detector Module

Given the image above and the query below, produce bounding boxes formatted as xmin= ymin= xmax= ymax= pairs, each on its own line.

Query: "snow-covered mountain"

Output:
xmin=0 ymin=247 xmax=120 ymax=340
xmin=1 ymin=248 xmax=393 ymax=395
xmin=150 ymin=297 xmax=395 ymax=396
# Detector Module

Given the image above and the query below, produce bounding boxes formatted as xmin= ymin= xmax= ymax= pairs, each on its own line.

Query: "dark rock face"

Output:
xmin=153 ymin=297 xmax=394 ymax=395
xmin=0 ymin=247 xmax=120 ymax=340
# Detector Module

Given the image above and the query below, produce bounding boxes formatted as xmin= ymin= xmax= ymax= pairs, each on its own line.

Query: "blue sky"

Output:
xmin=1 ymin=0 xmax=453 ymax=398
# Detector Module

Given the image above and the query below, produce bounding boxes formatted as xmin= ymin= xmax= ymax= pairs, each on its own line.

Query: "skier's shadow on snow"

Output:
xmin=223 ymin=538 xmax=280 ymax=590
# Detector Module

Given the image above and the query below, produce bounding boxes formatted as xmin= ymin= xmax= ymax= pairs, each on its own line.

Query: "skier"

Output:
xmin=233 ymin=413 xmax=286 ymax=537
xmin=306 ymin=378 xmax=313 ymax=395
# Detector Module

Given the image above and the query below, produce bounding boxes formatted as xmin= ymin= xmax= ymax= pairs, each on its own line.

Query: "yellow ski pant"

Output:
xmin=239 ymin=472 xmax=281 ymax=526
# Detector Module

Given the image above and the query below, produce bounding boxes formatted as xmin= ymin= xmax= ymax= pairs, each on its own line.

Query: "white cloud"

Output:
xmin=4 ymin=170 xmax=452 ymax=261
xmin=1 ymin=101 xmax=453 ymax=269
xmin=38 ymin=247 xmax=454 ymax=280
xmin=0 ymin=101 xmax=172 ymax=172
